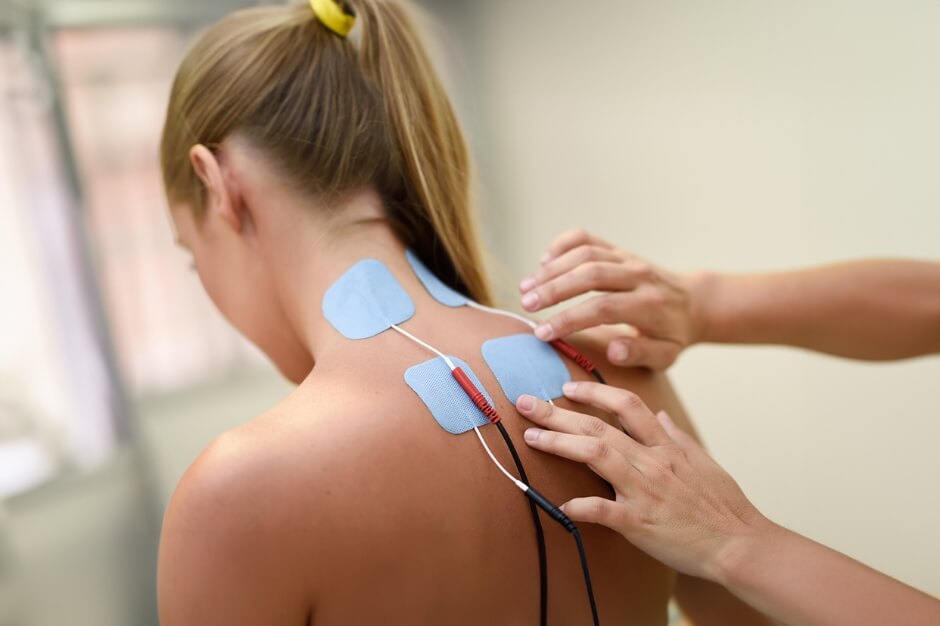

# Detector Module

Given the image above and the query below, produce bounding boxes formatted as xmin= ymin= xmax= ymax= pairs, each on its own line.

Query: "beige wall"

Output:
xmin=468 ymin=0 xmax=940 ymax=594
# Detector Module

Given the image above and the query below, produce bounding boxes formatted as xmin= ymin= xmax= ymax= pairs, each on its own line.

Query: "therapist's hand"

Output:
xmin=519 ymin=229 xmax=710 ymax=370
xmin=517 ymin=383 xmax=769 ymax=583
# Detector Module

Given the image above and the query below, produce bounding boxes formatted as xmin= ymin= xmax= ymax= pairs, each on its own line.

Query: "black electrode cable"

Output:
xmin=573 ymin=528 xmax=600 ymax=626
xmin=523 ymin=486 xmax=601 ymax=626
xmin=590 ymin=368 xmax=607 ymax=385
xmin=495 ymin=422 xmax=548 ymax=626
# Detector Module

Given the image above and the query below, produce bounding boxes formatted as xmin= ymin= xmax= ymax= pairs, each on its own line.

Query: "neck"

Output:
xmin=266 ymin=191 xmax=439 ymax=377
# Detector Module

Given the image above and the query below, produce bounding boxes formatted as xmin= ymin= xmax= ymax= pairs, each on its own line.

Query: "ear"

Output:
xmin=190 ymin=144 xmax=242 ymax=232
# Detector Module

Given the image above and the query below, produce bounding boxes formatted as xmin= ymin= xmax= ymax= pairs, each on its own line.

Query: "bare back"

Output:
xmin=158 ymin=303 xmax=695 ymax=625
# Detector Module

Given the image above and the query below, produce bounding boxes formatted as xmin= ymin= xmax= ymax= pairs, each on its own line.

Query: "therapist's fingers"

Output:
xmin=520 ymin=244 xmax=622 ymax=294
xmin=562 ymin=382 xmax=674 ymax=448
xmin=518 ymin=394 xmax=637 ymax=444
xmin=559 ymin=496 xmax=630 ymax=530
xmin=521 ymin=390 xmax=770 ymax=582
xmin=521 ymin=261 xmax=652 ymax=312
xmin=522 ymin=428 xmax=636 ymax=487
xmin=532 ymin=289 xmax=661 ymax=343
xmin=606 ymin=336 xmax=683 ymax=370
xmin=540 ymin=228 xmax=615 ymax=265
xmin=655 ymin=410 xmax=716 ymax=471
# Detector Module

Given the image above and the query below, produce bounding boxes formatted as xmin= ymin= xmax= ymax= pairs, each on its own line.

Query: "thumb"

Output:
xmin=607 ymin=337 xmax=681 ymax=370
xmin=561 ymin=497 xmax=628 ymax=533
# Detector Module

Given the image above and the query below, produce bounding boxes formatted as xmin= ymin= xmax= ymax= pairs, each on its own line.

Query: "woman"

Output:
xmin=157 ymin=2 xmax=768 ymax=624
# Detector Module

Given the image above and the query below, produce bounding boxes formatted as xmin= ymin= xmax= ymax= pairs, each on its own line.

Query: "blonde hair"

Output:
xmin=160 ymin=1 xmax=493 ymax=305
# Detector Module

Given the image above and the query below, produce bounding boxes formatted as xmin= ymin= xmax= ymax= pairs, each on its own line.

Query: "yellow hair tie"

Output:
xmin=310 ymin=0 xmax=357 ymax=38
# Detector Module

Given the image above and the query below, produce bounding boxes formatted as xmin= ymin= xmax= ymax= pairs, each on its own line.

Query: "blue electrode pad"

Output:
xmin=482 ymin=334 xmax=572 ymax=403
xmin=405 ymin=357 xmax=493 ymax=435
xmin=405 ymin=249 xmax=470 ymax=308
xmin=322 ymin=259 xmax=415 ymax=339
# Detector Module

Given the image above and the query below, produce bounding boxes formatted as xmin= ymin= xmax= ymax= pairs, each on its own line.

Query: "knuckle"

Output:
xmin=647 ymin=461 xmax=670 ymax=481
xmin=571 ymin=228 xmax=589 ymax=242
xmin=579 ymin=415 xmax=607 ymax=437
xmin=663 ymin=443 xmax=686 ymax=463
xmin=586 ymin=439 xmax=610 ymax=461
xmin=639 ymin=288 xmax=666 ymax=309
xmin=630 ymin=261 xmax=655 ymax=281
xmin=615 ymin=391 xmax=644 ymax=414
xmin=594 ymin=295 xmax=616 ymax=319
xmin=589 ymin=498 xmax=608 ymax=519
xmin=538 ymin=283 xmax=555 ymax=302
xmin=577 ymin=246 xmax=596 ymax=263
xmin=552 ymin=310 xmax=571 ymax=334
xmin=538 ymin=400 xmax=556 ymax=421
xmin=583 ymin=262 xmax=605 ymax=284
xmin=652 ymin=448 xmax=675 ymax=471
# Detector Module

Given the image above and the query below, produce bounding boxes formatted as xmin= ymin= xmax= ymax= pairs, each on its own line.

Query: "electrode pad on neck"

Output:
xmin=322 ymin=259 xmax=415 ymax=339
xmin=405 ymin=357 xmax=493 ymax=434
xmin=482 ymin=334 xmax=572 ymax=402
xmin=405 ymin=249 xmax=470 ymax=308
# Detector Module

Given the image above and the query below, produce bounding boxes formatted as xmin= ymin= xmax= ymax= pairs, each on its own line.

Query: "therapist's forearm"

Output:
xmin=699 ymin=259 xmax=940 ymax=359
xmin=716 ymin=521 xmax=940 ymax=626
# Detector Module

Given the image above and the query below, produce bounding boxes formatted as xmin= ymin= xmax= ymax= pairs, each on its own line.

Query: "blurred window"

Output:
xmin=0 ymin=8 xmax=270 ymax=497
xmin=0 ymin=21 xmax=113 ymax=495
xmin=54 ymin=27 xmax=269 ymax=395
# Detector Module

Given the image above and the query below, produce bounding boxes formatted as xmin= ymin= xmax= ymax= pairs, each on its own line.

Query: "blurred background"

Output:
xmin=0 ymin=0 xmax=937 ymax=624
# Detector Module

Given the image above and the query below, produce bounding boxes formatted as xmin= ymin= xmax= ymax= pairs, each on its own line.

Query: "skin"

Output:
xmin=518 ymin=385 xmax=940 ymax=626
xmin=518 ymin=229 xmax=940 ymax=369
xmin=158 ymin=138 xmax=771 ymax=625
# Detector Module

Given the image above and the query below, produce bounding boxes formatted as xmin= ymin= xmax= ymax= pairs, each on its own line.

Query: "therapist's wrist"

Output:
xmin=710 ymin=514 xmax=787 ymax=589
xmin=686 ymin=269 xmax=724 ymax=345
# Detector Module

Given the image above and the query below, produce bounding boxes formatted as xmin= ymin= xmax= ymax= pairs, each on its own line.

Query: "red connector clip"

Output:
xmin=452 ymin=367 xmax=501 ymax=424
xmin=550 ymin=339 xmax=597 ymax=374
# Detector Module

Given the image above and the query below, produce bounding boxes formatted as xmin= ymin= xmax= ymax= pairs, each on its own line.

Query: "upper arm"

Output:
xmin=158 ymin=434 xmax=311 ymax=626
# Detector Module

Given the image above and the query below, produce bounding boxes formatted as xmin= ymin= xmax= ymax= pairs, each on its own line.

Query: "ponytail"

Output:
xmin=354 ymin=0 xmax=493 ymax=305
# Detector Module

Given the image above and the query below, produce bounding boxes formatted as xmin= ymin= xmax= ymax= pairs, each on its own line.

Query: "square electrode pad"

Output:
xmin=322 ymin=259 xmax=415 ymax=339
xmin=405 ymin=249 xmax=469 ymax=308
xmin=482 ymin=334 xmax=572 ymax=403
xmin=405 ymin=357 xmax=493 ymax=435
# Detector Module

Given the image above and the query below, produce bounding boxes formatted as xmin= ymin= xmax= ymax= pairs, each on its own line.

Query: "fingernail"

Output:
xmin=524 ymin=428 xmax=541 ymax=443
xmin=539 ymin=253 xmax=552 ymax=265
xmin=517 ymin=394 xmax=535 ymax=412
xmin=563 ymin=382 xmax=579 ymax=395
xmin=534 ymin=324 xmax=554 ymax=341
xmin=521 ymin=292 xmax=540 ymax=310
xmin=519 ymin=276 xmax=537 ymax=292
xmin=610 ymin=343 xmax=629 ymax=364
xmin=558 ymin=502 xmax=567 ymax=513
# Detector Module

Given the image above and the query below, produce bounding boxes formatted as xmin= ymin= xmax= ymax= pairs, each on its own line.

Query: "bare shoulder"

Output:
xmin=158 ymin=387 xmax=358 ymax=626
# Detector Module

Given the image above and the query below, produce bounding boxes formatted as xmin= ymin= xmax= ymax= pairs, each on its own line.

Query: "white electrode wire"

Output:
xmin=467 ymin=303 xmax=559 ymax=407
xmin=391 ymin=324 xmax=456 ymax=370
xmin=471 ymin=425 xmax=528 ymax=492
xmin=467 ymin=301 xmax=538 ymax=329
xmin=389 ymin=323 xmax=528 ymax=493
